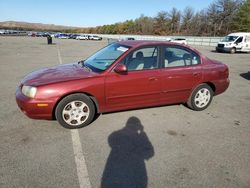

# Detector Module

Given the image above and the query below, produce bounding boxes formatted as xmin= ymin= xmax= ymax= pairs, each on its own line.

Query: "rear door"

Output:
xmin=243 ymin=35 xmax=250 ymax=51
xmin=160 ymin=45 xmax=202 ymax=103
xmin=105 ymin=46 xmax=162 ymax=111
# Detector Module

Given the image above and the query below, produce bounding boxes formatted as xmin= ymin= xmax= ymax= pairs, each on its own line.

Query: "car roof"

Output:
xmin=118 ymin=40 xmax=174 ymax=47
xmin=117 ymin=40 xmax=201 ymax=55
xmin=228 ymin=32 xmax=250 ymax=36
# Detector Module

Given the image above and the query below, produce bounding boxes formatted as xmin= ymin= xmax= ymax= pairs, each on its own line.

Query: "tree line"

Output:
xmin=71 ymin=0 xmax=249 ymax=36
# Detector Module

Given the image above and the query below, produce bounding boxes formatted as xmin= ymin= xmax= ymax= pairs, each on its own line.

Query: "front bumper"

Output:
xmin=216 ymin=47 xmax=232 ymax=53
xmin=15 ymin=86 xmax=54 ymax=120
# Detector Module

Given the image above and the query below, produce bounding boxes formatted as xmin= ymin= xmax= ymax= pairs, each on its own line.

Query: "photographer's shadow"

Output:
xmin=101 ymin=116 xmax=154 ymax=188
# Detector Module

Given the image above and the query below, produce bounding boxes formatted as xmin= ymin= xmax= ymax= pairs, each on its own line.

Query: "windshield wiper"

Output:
xmin=78 ymin=60 xmax=92 ymax=72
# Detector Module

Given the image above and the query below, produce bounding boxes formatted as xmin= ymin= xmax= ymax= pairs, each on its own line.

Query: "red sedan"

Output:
xmin=16 ymin=41 xmax=229 ymax=129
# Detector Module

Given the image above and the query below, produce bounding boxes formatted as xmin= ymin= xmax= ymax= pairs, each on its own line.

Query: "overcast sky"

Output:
xmin=0 ymin=0 xmax=214 ymax=27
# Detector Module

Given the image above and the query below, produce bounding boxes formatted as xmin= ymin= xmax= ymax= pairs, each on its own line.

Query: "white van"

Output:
xmin=216 ymin=32 xmax=250 ymax=53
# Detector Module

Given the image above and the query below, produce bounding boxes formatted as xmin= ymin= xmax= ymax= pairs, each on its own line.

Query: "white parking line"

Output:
xmin=71 ymin=129 xmax=91 ymax=188
xmin=56 ymin=43 xmax=91 ymax=188
xmin=56 ymin=44 xmax=63 ymax=64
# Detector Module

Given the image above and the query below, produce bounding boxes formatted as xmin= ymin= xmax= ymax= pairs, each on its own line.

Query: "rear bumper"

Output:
xmin=15 ymin=87 xmax=54 ymax=120
xmin=214 ymin=78 xmax=230 ymax=95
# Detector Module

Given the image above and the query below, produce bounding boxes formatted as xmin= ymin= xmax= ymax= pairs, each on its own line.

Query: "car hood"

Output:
xmin=22 ymin=63 xmax=97 ymax=86
xmin=218 ymin=41 xmax=232 ymax=45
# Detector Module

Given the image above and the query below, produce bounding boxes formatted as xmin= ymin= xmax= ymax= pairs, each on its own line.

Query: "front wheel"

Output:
xmin=230 ymin=47 xmax=236 ymax=54
xmin=187 ymin=84 xmax=214 ymax=111
xmin=55 ymin=94 xmax=96 ymax=129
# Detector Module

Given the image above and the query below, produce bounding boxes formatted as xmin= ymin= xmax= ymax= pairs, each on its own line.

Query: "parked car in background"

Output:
xmin=56 ymin=33 xmax=70 ymax=39
xmin=69 ymin=34 xmax=80 ymax=39
xmin=216 ymin=32 xmax=250 ymax=53
xmin=108 ymin=38 xmax=119 ymax=44
xmin=89 ymin=35 xmax=102 ymax=40
xmin=16 ymin=41 xmax=229 ymax=129
xmin=42 ymin=32 xmax=51 ymax=37
xmin=27 ymin=32 xmax=44 ymax=37
xmin=118 ymin=37 xmax=136 ymax=41
xmin=28 ymin=32 xmax=36 ymax=37
xmin=169 ymin=38 xmax=187 ymax=45
xmin=124 ymin=37 xmax=135 ymax=40
xmin=76 ymin=35 xmax=88 ymax=40
xmin=54 ymin=33 xmax=61 ymax=38
xmin=35 ymin=32 xmax=44 ymax=37
xmin=50 ymin=33 xmax=56 ymax=38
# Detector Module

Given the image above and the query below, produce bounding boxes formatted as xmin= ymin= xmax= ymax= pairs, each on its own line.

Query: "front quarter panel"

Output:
xmin=34 ymin=76 xmax=105 ymax=118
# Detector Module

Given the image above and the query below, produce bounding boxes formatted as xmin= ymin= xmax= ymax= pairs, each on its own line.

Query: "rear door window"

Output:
xmin=164 ymin=46 xmax=200 ymax=68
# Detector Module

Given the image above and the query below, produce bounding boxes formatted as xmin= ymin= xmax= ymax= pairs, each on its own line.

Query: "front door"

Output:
xmin=235 ymin=36 xmax=244 ymax=50
xmin=105 ymin=46 xmax=162 ymax=111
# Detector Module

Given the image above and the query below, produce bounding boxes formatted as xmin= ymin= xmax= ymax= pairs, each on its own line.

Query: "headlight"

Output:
xmin=21 ymin=85 xmax=37 ymax=98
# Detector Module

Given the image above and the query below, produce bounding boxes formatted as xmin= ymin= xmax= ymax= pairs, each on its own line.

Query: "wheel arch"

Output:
xmin=187 ymin=82 xmax=214 ymax=111
xmin=52 ymin=92 xmax=100 ymax=120
xmin=190 ymin=82 xmax=216 ymax=98
xmin=204 ymin=82 xmax=216 ymax=93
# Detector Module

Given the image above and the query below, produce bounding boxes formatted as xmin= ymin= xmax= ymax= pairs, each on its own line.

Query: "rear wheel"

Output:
xmin=55 ymin=94 xmax=95 ymax=129
xmin=187 ymin=84 xmax=214 ymax=111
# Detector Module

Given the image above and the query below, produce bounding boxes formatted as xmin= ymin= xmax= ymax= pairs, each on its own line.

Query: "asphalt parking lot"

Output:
xmin=0 ymin=36 xmax=249 ymax=188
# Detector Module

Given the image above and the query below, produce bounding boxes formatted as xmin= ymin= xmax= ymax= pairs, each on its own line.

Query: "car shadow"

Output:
xmin=211 ymin=50 xmax=219 ymax=53
xmin=240 ymin=72 xmax=250 ymax=80
xmin=102 ymin=103 xmax=183 ymax=115
xmin=101 ymin=116 xmax=154 ymax=188
xmin=93 ymin=113 xmax=101 ymax=122
xmin=39 ymin=43 xmax=57 ymax=45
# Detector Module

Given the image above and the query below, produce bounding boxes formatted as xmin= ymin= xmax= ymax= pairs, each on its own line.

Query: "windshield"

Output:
xmin=84 ymin=43 xmax=130 ymax=72
xmin=222 ymin=36 xmax=238 ymax=42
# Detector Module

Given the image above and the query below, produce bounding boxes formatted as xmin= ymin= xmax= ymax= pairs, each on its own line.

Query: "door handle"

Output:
xmin=149 ymin=77 xmax=158 ymax=81
xmin=193 ymin=72 xmax=200 ymax=77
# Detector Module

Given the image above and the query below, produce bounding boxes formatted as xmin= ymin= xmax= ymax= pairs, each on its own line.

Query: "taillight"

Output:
xmin=220 ymin=65 xmax=229 ymax=78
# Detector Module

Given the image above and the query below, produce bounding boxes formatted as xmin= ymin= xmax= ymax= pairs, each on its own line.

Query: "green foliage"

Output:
xmin=233 ymin=0 xmax=250 ymax=31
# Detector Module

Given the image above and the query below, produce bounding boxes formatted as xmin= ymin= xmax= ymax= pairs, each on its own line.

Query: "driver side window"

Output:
xmin=120 ymin=47 xmax=158 ymax=71
xmin=236 ymin=37 xmax=243 ymax=43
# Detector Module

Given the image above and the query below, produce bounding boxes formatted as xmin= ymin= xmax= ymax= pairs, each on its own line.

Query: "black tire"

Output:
xmin=55 ymin=93 xmax=96 ymax=129
xmin=230 ymin=47 xmax=236 ymax=54
xmin=187 ymin=84 xmax=214 ymax=111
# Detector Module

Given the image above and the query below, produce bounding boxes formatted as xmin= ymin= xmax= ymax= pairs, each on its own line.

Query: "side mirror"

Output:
xmin=114 ymin=64 xmax=128 ymax=74
xmin=78 ymin=60 xmax=85 ymax=64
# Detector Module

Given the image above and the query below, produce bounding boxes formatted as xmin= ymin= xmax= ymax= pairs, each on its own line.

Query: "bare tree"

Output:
xmin=207 ymin=3 xmax=220 ymax=36
xmin=207 ymin=0 xmax=242 ymax=36
xmin=154 ymin=11 xmax=169 ymax=35
xmin=135 ymin=15 xmax=154 ymax=34
xmin=181 ymin=7 xmax=194 ymax=35
xmin=168 ymin=7 xmax=181 ymax=34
